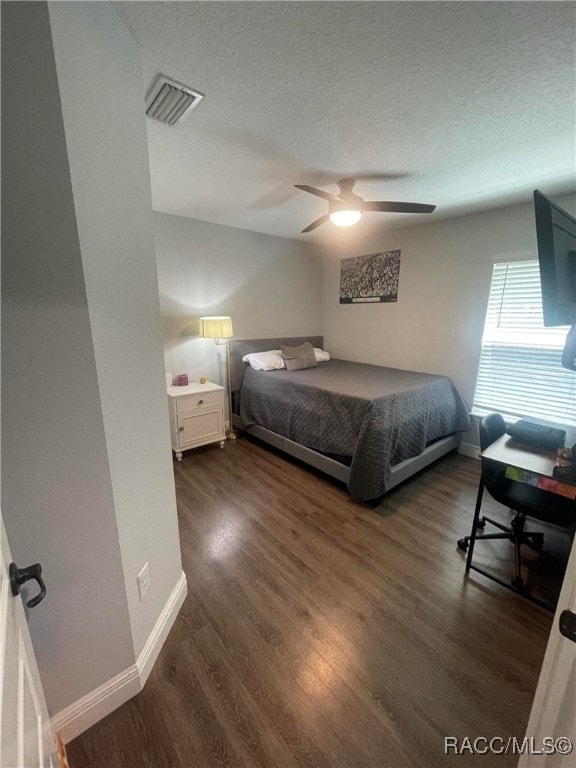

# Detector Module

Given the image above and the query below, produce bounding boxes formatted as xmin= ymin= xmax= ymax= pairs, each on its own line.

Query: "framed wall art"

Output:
xmin=339 ymin=250 xmax=401 ymax=304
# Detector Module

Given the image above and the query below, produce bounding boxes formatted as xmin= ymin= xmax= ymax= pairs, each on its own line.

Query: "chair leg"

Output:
xmin=524 ymin=532 xmax=545 ymax=553
xmin=481 ymin=516 xmax=511 ymax=534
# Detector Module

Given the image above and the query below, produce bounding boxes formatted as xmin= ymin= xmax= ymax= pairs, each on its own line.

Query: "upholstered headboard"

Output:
xmin=228 ymin=336 xmax=324 ymax=393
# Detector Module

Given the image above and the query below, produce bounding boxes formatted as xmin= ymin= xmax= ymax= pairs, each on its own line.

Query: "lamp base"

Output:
xmin=226 ymin=428 xmax=239 ymax=441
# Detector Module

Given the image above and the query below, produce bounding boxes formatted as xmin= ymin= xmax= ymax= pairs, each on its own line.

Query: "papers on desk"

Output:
xmin=505 ymin=466 xmax=576 ymax=499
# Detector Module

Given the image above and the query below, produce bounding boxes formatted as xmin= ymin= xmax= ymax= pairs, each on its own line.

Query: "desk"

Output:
xmin=482 ymin=430 xmax=576 ymax=499
xmin=463 ymin=426 xmax=576 ymax=611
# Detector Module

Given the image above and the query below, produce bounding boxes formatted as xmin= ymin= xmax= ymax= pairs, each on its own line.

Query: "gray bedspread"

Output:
xmin=239 ymin=359 xmax=470 ymax=501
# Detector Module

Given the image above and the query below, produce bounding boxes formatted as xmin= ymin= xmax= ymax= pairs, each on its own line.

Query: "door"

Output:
xmin=0 ymin=515 xmax=58 ymax=767
xmin=519 ymin=536 xmax=576 ymax=767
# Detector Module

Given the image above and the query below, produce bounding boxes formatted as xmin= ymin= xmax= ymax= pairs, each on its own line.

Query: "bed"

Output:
xmin=229 ymin=336 xmax=471 ymax=502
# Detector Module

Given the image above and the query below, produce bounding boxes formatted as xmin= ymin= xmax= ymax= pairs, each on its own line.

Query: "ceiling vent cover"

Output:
xmin=145 ymin=75 xmax=204 ymax=127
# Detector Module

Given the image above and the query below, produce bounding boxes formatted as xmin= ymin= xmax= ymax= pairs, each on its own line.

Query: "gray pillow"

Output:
xmin=281 ymin=341 xmax=317 ymax=371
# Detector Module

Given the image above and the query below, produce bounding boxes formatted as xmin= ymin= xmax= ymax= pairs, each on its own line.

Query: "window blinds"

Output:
xmin=473 ymin=260 xmax=576 ymax=425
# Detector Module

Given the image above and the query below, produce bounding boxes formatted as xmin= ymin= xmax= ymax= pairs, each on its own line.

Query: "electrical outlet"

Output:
xmin=137 ymin=562 xmax=151 ymax=600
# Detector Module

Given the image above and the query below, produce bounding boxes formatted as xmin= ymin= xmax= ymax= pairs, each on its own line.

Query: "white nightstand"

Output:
xmin=167 ymin=381 xmax=226 ymax=460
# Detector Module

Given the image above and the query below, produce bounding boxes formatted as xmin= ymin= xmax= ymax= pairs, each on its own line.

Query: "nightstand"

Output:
xmin=167 ymin=381 xmax=226 ymax=460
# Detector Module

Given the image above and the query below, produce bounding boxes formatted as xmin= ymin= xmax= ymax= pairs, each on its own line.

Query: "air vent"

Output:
xmin=145 ymin=75 xmax=204 ymax=127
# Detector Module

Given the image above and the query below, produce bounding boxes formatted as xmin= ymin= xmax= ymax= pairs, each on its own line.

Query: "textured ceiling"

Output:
xmin=115 ymin=1 xmax=576 ymax=243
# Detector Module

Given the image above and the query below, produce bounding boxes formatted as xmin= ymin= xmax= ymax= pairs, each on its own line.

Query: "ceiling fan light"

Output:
xmin=329 ymin=209 xmax=363 ymax=227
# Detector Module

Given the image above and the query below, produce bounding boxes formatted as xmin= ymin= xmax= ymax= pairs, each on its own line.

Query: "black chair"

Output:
xmin=458 ymin=413 xmax=576 ymax=609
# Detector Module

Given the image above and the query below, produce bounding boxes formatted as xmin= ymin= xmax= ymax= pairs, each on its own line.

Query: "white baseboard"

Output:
xmin=137 ymin=571 xmax=187 ymax=686
xmin=458 ymin=441 xmax=480 ymax=459
xmin=51 ymin=663 xmax=141 ymax=746
xmin=53 ymin=570 xmax=187 ymax=744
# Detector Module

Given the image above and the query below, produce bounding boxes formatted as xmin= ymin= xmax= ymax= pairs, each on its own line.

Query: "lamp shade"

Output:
xmin=330 ymin=209 xmax=363 ymax=227
xmin=199 ymin=316 xmax=233 ymax=339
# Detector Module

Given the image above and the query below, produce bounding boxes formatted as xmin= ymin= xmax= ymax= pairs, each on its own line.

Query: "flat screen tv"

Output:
xmin=534 ymin=189 xmax=576 ymax=327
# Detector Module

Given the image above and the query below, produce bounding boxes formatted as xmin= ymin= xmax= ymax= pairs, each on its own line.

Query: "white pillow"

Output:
xmin=314 ymin=347 xmax=331 ymax=362
xmin=242 ymin=350 xmax=286 ymax=371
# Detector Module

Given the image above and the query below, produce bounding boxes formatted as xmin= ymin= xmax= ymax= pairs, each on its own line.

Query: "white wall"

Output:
xmin=2 ymin=0 xmax=183 ymax=718
xmin=154 ymin=211 xmax=323 ymax=385
xmin=49 ymin=0 xmax=182 ymax=662
xmin=1 ymin=0 xmax=134 ymax=713
xmin=321 ymin=194 xmax=576 ymax=408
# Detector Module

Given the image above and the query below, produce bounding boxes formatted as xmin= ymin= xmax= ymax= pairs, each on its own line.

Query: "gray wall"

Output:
xmin=154 ymin=211 xmax=323 ymax=386
xmin=1 ymin=0 xmax=182 ymax=715
xmin=320 ymin=194 xmax=576 ymax=408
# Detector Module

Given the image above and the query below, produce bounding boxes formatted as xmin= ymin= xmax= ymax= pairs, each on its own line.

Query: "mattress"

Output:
xmin=239 ymin=358 xmax=470 ymax=501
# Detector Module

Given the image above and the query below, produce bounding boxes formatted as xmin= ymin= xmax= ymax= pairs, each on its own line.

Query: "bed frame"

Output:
xmin=229 ymin=336 xmax=462 ymax=495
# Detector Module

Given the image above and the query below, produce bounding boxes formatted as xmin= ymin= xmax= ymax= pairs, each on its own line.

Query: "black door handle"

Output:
xmin=9 ymin=562 xmax=46 ymax=608
xmin=559 ymin=609 xmax=576 ymax=643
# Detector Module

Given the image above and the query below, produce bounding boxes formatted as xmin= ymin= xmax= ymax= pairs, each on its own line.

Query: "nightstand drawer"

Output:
xmin=176 ymin=391 xmax=223 ymax=412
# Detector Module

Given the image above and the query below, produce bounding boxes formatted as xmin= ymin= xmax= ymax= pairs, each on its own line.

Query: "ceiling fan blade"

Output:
xmin=353 ymin=172 xmax=406 ymax=182
xmin=363 ymin=201 xmax=436 ymax=214
xmin=294 ymin=184 xmax=342 ymax=203
xmin=301 ymin=214 xmax=330 ymax=233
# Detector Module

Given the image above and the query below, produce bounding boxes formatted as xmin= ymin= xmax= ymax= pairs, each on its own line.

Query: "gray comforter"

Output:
xmin=239 ymin=359 xmax=470 ymax=501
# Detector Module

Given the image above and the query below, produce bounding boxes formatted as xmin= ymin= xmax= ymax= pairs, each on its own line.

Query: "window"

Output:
xmin=473 ymin=259 xmax=576 ymax=425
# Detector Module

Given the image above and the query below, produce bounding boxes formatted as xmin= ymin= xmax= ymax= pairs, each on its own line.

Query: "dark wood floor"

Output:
xmin=68 ymin=438 xmax=568 ymax=768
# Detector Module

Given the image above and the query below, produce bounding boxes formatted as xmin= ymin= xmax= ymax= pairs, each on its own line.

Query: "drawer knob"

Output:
xmin=198 ymin=399 xmax=204 ymax=405
xmin=178 ymin=426 xmax=184 ymax=432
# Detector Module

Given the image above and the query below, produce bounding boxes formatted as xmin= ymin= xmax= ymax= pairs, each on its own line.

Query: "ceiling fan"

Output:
xmin=295 ymin=178 xmax=436 ymax=233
